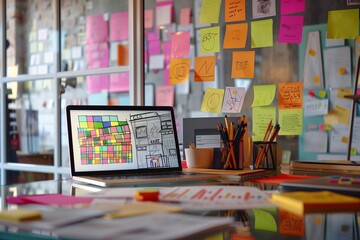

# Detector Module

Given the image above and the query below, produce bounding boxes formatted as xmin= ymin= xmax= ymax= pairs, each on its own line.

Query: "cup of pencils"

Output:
xmin=217 ymin=115 xmax=247 ymax=170
xmin=252 ymin=122 xmax=280 ymax=169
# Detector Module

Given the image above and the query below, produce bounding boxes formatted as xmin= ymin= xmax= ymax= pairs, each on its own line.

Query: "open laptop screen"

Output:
xmin=66 ymin=105 xmax=182 ymax=176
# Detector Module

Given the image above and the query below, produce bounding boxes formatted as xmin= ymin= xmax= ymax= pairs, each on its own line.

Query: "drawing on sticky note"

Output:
xmin=236 ymin=61 xmax=248 ymax=70
xmin=201 ymin=88 xmax=224 ymax=113
xmin=201 ymin=33 xmax=218 ymax=51
xmin=194 ymin=56 xmax=215 ymax=82
xmin=207 ymin=93 xmax=222 ymax=110
xmin=257 ymin=0 xmax=272 ymax=15
xmin=253 ymin=0 xmax=276 ymax=19
xmin=169 ymin=58 xmax=190 ymax=84
xmin=222 ymin=87 xmax=246 ymax=113
xmin=231 ymin=30 xmax=241 ymax=40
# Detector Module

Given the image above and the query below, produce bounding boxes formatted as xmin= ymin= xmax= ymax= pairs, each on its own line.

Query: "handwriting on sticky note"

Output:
xmin=194 ymin=56 xmax=216 ymax=82
xmin=199 ymin=0 xmax=221 ymax=24
xmin=279 ymin=109 xmax=303 ymax=136
xmin=279 ymin=209 xmax=305 ymax=236
xmin=278 ymin=82 xmax=303 ymax=109
xmin=169 ymin=58 xmax=190 ymax=84
xmin=156 ymin=85 xmax=174 ymax=107
xmin=252 ymin=84 xmax=276 ymax=107
xmin=201 ymin=88 xmax=225 ymax=114
xmin=231 ymin=51 xmax=255 ymax=78
xmin=223 ymin=23 xmax=248 ymax=49
xmin=225 ymin=0 xmax=245 ymax=22
xmin=200 ymin=26 xmax=221 ymax=54
xmin=251 ymin=19 xmax=273 ymax=48
xmin=278 ymin=16 xmax=304 ymax=44
xmin=252 ymin=106 xmax=276 ymax=141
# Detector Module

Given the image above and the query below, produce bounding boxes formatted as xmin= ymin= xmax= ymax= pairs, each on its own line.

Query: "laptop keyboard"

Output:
xmin=97 ymin=173 xmax=183 ymax=180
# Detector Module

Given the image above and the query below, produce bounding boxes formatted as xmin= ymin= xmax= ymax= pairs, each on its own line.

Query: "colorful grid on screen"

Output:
xmin=77 ymin=115 xmax=132 ymax=165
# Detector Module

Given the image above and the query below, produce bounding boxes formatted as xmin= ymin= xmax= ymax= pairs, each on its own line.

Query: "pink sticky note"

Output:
xmin=87 ymin=75 xmax=109 ymax=94
xmin=156 ymin=85 xmax=174 ymax=106
xmin=148 ymin=39 xmax=161 ymax=55
xmin=110 ymin=12 xmax=129 ymax=41
xmin=278 ymin=16 xmax=304 ymax=43
xmin=86 ymin=15 xmax=109 ymax=44
xmin=357 ymin=89 xmax=360 ymax=95
xmin=280 ymin=0 xmax=306 ymax=15
xmin=147 ymin=28 xmax=160 ymax=41
xmin=163 ymin=41 xmax=172 ymax=65
xmin=163 ymin=68 xmax=170 ymax=85
xmin=180 ymin=8 xmax=191 ymax=26
xmin=170 ymin=31 xmax=190 ymax=58
xmin=145 ymin=9 xmax=154 ymax=29
xmin=144 ymin=49 xmax=149 ymax=64
xmin=86 ymin=43 xmax=109 ymax=69
xmin=7 ymin=194 xmax=93 ymax=206
xmin=156 ymin=1 xmax=173 ymax=26
xmin=109 ymin=72 xmax=129 ymax=92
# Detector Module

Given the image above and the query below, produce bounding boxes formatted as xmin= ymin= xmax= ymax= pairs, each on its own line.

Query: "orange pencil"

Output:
xmin=263 ymin=119 xmax=273 ymax=142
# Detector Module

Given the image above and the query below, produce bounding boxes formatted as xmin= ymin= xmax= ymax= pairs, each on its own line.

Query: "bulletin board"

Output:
xmin=143 ymin=0 xmax=360 ymax=161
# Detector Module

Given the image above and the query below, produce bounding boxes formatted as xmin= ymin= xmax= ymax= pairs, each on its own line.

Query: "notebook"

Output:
xmin=279 ymin=175 xmax=360 ymax=197
xmin=66 ymin=105 xmax=218 ymax=187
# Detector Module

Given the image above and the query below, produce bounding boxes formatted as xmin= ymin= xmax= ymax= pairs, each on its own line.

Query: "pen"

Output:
xmin=263 ymin=119 xmax=272 ymax=142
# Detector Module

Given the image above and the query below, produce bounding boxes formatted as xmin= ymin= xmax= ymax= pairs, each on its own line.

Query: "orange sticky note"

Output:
xmin=225 ymin=0 xmax=246 ymax=23
xmin=194 ymin=56 xmax=216 ymax=82
xmin=223 ymin=23 xmax=248 ymax=49
xmin=341 ymin=136 xmax=349 ymax=143
xmin=117 ymin=44 xmax=129 ymax=66
xmin=279 ymin=209 xmax=304 ymax=236
xmin=278 ymin=82 xmax=303 ymax=109
xmin=169 ymin=58 xmax=190 ymax=84
xmin=231 ymin=51 xmax=255 ymax=78
xmin=313 ymin=75 xmax=320 ymax=83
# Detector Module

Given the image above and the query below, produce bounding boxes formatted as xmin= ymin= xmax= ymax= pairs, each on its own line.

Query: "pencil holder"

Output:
xmin=219 ymin=140 xmax=244 ymax=170
xmin=252 ymin=141 xmax=276 ymax=170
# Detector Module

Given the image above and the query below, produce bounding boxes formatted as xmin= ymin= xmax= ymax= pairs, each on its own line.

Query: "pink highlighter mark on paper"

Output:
xmin=170 ymin=31 xmax=190 ymax=58
xmin=280 ymin=0 xmax=305 ymax=15
xmin=278 ymin=15 xmax=304 ymax=43
xmin=110 ymin=12 xmax=129 ymax=41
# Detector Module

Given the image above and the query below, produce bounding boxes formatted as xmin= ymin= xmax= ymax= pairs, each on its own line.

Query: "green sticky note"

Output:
xmin=251 ymin=19 xmax=273 ymax=48
xmin=253 ymin=209 xmax=277 ymax=232
xmin=252 ymin=84 xmax=276 ymax=107
xmin=318 ymin=90 xmax=327 ymax=99
xmin=328 ymin=9 xmax=359 ymax=39
xmin=252 ymin=106 xmax=276 ymax=141
xmin=200 ymin=26 xmax=221 ymax=54
xmin=278 ymin=109 xmax=303 ymax=136
xmin=199 ymin=0 xmax=221 ymax=24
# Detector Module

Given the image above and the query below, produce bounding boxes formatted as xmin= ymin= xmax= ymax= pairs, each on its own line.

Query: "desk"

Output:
xmin=0 ymin=179 xmax=359 ymax=240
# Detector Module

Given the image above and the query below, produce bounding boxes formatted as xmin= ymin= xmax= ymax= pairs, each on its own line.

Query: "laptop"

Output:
xmin=66 ymin=105 xmax=218 ymax=187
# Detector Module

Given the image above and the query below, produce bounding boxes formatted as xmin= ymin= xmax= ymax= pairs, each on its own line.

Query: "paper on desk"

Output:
xmin=6 ymin=194 xmax=93 ymax=206
xmin=55 ymin=212 xmax=233 ymax=240
xmin=160 ymin=186 xmax=274 ymax=210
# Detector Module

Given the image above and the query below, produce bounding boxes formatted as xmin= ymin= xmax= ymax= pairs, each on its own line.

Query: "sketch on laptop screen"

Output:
xmin=69 ymin=110 xmax=180 ymax=172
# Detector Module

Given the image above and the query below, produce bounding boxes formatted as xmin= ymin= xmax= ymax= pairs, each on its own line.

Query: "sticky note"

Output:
xmin=201 ymin=88 xmax=225 ymax=113
xmin=225 ymin=0 xmax=246 ymax=23
xmin=171 ymin=31 xmax=190 ymax=58
xmin=318 ymin=90 xmax=327 ymax=99
xmin=351 ymin=148 xmax=357 ymax=155
xmin=194 ymin=56 xmax=216 ymax=82
xmin=199 ymin=0 xmax=221 ymax=24
xmin=278 ymin=16 xmax=304 ymax=43
xmin=324 ymin=124 xmax=332 ymax=131
xmin=200 ymin=26 xmax=221 ymax=54
xmin=328 ymin=9 xmax=359 ymax=39
xmin=169 ymin=58 xmax=190 ymax=84
xmin=280 ymin=0 xmax=306 ymax=15
xmin=253 ymin=209 xmax=277 ymax=232
xmin=252 ymin=84 xmax=276 ymax=107
xmin=337 ymin=88 xmax=352 ymax=98
xmin=278 ymin=82 xmax=303 ymax=109
xmin=338 ymin=67 xmax=347 ymax=75
xmin=341 ymin=136 xmax=349 ymax=143
xmin=231 ymin=51 xmax=255 ymax=78
xmin=278 ymin=109 xmax=303 ymax=136
xmin=308 ymin=48 xmax=316 ymax=56
xmin=313 ymin=75 xmax=320 ymax=83
xmin=0 ymin=209 xmax=42 ymax=222
xmin=251 ymin=19 xmax=273 ymax=48
xmin=223 ymin=23 xmax=248 ymax=49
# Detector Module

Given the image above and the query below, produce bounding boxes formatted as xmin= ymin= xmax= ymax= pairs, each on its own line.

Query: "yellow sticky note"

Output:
xmin=313 ymin=75 xmax=320 ymax=83
xmin=252 ymin=84 xmax=276 ymax=107
xmin=252 ymin=106 xmax=276 ymax=141
xmin=231 ymin=51 xmax=255 ymax=78
xmin=278 ymin=109 xmax=303 ymax=136
xmin=201 ymin=88 xmax=225 ymax=113
xmin=318 ymin=90 xmax=327 ymax=99
xmin=341 ymin=136 xmax=348 ymax=143
xmin=308 ymin=48 xmax=317 ymax=56
xmin=335 ymin=105 xmax=350 ymax=125
xmin=194 ymin=56 xmax=216 ymax=82
xmin=338 ymin=67 xmax=347 ymax=75
xmin=199 ymin=0 xmax=221 ymax=24
xmin=251 ymin=19 xmax=273 ymax=48
xmin=200 ymin=26 xmax=220 ymax=54
xmin=223 ymin=23 xmax=248 ymax=49
xmin=0 ymin=209 xmax=42 ymax=222
xmin=169 ymin=58 xmax=190 ymax=84
xmin=356 ymin=36 xmax=360 ymax=43
xmin=328 ymin=9 xmax=359 ymax=39
xmin=337 ymin=88 xmax=352 ymax=98
xmin=351 ymin=148 xmax=357 ymax=155
xmin=324 ymin=112 xmax=339 ymax=126
xmin=253 ymin=209 xmax=277 ymax=232
xmin=324 ymin=124 xmax=332 ymax=131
